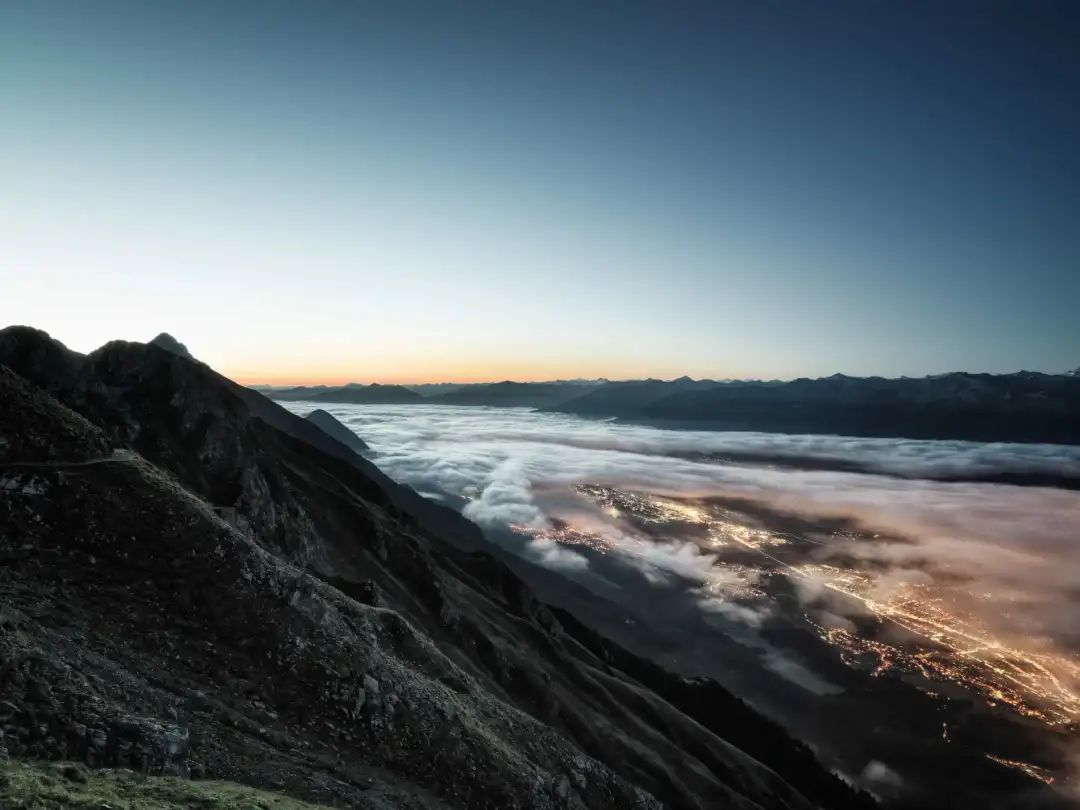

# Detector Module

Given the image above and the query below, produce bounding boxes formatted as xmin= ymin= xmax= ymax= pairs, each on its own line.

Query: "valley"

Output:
xmin=280 ymin=401 xmax=1080 ymax=808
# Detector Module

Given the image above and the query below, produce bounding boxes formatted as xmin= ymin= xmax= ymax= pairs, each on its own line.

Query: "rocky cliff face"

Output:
xmin=0 ymin=326 xmax=872 ymax=810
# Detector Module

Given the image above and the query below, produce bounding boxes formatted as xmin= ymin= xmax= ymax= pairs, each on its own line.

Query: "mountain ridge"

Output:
xmin=258 ymin=371 xmax=1080 ymax=443
xmin=592 ymin=371 xmax=1080 ymax=444
xmin=0 ymin=325 xmax=872 ymax=810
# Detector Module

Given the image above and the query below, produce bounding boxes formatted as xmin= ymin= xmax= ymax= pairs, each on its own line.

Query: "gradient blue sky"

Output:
xmin=2 ymin=1 xmax=1078 ymax=383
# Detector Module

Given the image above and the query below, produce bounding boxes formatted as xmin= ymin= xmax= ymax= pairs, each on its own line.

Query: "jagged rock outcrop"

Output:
xmin=305 ymin=408 xmax=370 ymax=453
xmin=149 ymin=332 xmax=194 ymax=359
xmin=0 ymin=325 xmax=874 ymax=810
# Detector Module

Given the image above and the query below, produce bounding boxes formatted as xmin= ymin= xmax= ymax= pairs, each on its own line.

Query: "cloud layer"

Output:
xmin=285 ymin=402 xmax=1080 ymax=658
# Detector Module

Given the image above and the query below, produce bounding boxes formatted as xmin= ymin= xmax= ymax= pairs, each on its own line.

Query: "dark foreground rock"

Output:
xmin=0 ymin=325 xmax=874 ymax=810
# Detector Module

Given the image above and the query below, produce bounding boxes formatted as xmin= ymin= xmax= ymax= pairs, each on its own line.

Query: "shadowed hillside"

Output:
xmin=0 ymin=326 xmax=873 ymax=810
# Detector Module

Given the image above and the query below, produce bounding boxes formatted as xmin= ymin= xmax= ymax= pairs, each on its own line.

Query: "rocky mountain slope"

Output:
xmin=305 ymin=408 xmax=371 ymax=454
xmin=0 ymin=326 xmax=872 ymax=809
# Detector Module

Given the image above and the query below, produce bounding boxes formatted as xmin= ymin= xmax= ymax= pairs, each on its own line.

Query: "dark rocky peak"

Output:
xmin=0 ymin=328 xmax=475 ymax=546
xmin=0 ymin=328 xmax=393 ymax=561
xmin=0 ymin=326 xmax=86 ymax=396
xmin=305 ymin=408 xmax=370 ymax=454
xmin=149 ymin=332 xmax=194 ymax=359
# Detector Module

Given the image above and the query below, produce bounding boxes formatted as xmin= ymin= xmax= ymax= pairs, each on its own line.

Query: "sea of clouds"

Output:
xmin=283 ymin=403 xmax=1080 ymax=654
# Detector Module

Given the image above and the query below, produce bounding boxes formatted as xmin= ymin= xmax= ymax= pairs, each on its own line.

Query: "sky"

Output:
xmin=2 ymin=1 xmax=1078 ymax=384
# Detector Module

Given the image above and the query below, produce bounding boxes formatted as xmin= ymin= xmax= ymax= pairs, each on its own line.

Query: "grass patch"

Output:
xmin=0 ymin=760 xmax=330 ymax=809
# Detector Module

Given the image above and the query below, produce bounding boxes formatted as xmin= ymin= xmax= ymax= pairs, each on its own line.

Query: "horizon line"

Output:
xmin=236 ymin=368 xmax=1076 ymax=389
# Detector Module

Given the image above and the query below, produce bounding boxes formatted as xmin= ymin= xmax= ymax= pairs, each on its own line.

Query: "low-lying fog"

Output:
xmin=284 ymin=402 xmax=1080 ymax=804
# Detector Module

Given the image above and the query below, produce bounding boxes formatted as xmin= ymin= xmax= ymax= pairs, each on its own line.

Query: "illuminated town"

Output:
xmin=516 ymin=484 xmax=1080 ymax=734
xmin=509 ymin=521 xmax=616 ymax=554
xmin=984 ymin=755 xmax=1056 ymax=785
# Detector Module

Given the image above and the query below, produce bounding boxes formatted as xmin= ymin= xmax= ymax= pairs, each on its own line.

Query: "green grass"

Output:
xmin=0 ymin=760 xmax=331 ymax=809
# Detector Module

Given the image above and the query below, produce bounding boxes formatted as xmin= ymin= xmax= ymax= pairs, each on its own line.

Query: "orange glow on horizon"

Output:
xmin=221 ymin=359 xmax=749 ymax=387
xmin=228 ymin=369 xmax=594 ymax=386
xmin=209 ymin=343 xmax=754 ymax=388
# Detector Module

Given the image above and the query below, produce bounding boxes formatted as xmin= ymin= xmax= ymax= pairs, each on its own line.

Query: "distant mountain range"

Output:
xmin=548 ymin=372 xmax=1080 ymax=444
xmin=430 ymin=380 xmax=610 ymax=407
xmin=259 ymin=370 xmax=1080 ymax=444
xmin=539 ymin=376 xmax=741 ymax=416
xmin=261 ymin=379 xmax=616 ymax=407
xmin=261 ymin=379 xmax=615 ymax=407
xmin=265 ymin=382 xmax=424 ymax=404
